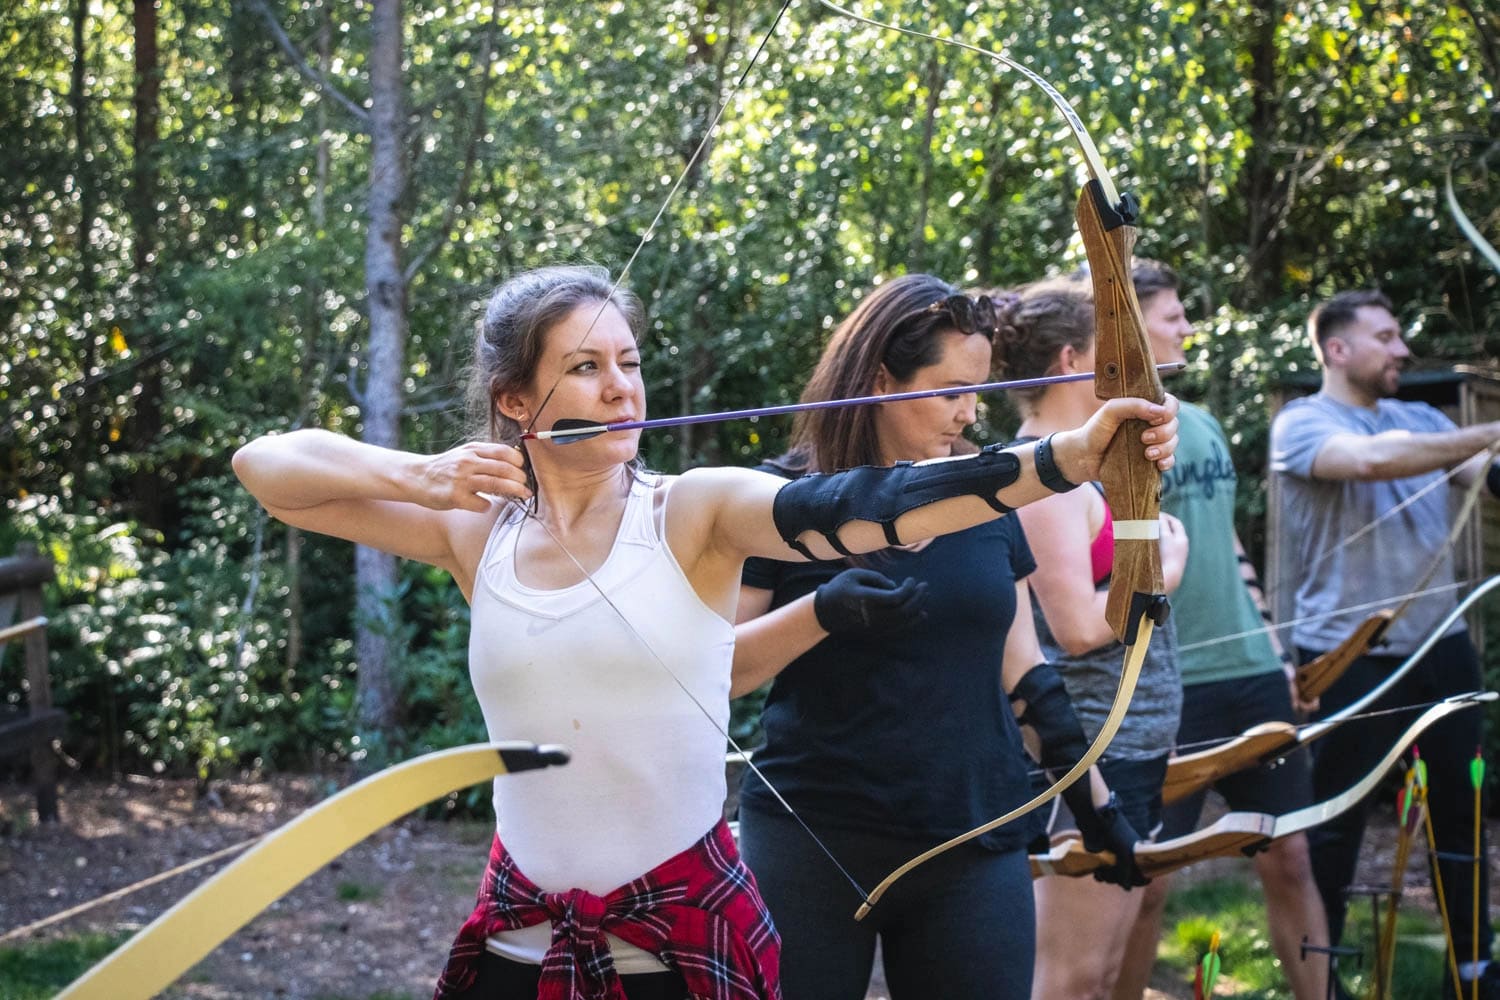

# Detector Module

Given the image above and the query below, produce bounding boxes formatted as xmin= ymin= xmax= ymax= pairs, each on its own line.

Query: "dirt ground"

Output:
xmin=0 ymin=773 xmax=1493 ymax=1000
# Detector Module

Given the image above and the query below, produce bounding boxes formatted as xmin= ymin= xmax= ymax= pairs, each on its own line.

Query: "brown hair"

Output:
xmin=984 ymin=275 xmax=1095 ymax=414
xmin=466 ymin=265 xmax=645 ymax=444
xmin=465 ymin=265 xmax=646 ymax=497
xmin=775 ymin=273 xmax=989 ymax=474
xmin=1308 ymin=289 xmax=1395 ymax=350
xmin=1130 ymin=258 xmax=1180 ymax=305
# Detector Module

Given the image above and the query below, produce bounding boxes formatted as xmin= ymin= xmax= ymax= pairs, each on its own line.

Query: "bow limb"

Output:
xmin=1312 ymin=570 xmax=1500 ymax=727
xmin=1293 ymin=608 xmax=1394 ymax=705
xmin=1447 ymin=163 xmax=1500 ymax=275
xmin=851 ymin=639 xmax=1158 ymax=919
xmin=1035 ymin=692 xmax=1496 ymax=881
xmin=56 ymin=742 xmax=569 ymax=1000
xmin=1271 ymin=692 xmax=1494 ymax=838
xmin=1159 ymin=573 xmax=1500 ymax=806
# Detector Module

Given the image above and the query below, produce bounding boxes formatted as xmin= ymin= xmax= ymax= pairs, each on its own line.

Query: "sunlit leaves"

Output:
xmin=3 ymin=0 xmax=1497 ymax=772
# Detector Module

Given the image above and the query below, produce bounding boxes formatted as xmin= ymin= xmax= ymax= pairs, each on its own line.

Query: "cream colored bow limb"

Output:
xmin=56 ymin=742 xmax=569 ymax=1000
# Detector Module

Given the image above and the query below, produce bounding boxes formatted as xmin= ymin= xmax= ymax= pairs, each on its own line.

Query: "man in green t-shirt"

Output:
xmin=1112 ymin=262 xmax=1329 ymax=1000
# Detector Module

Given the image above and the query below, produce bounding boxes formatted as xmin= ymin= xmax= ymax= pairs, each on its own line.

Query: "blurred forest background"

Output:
xmin=3 ymin=0 xmax=1498 ymax=793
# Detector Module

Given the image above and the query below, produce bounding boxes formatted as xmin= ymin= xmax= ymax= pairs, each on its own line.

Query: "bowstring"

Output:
xmin=504 ymin=0 xmax=877 ymax=902
xmin=1174 ymin=578 xmax=1470 ymax=655
xmin=517 ymin=500 xmax=873 ymax=903
xmin=521 ymin=0 xmax=796 ymax=438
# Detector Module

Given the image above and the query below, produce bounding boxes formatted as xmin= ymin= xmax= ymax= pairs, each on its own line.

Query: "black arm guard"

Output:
xmin=771 ymin=444 xmax=1022 ymax=559
xmin=1010 ymin=662 xmax=1088 ymax=772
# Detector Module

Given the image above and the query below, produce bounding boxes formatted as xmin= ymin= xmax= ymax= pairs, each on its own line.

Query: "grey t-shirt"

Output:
xmin=1269 ymin=392 xmax=1465 ymax=655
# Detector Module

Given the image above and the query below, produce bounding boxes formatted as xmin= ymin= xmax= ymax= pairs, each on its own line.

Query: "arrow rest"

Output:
xmin=1083 ymin=178 xmax=1141 ymax=231
xmin=1122 ymin=592 xmax=1171 ymax=646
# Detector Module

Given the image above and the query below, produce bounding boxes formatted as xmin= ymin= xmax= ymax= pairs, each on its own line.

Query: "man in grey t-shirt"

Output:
xmin=1270 ymin=289 xmax=1499 ymax=998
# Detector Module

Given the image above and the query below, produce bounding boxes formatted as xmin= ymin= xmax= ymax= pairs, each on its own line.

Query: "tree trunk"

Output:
xmin=354 ymin=0 xmax=409 ymax=736
xmin=1234 ymin=0 xmax=1284 ymax=310
xmin=130 ymin=0 xmax=159 ymax=277
xmin=285 ymin=6 xmax=335 ymax=684
xmin=128 ymin=0 xmax=167 ymax=531
xmin=908 ymin=54 xmax=943 ymax=271
xmin=975 ymin=78 xmax=1009 ymax=281
xmin=70 ymin=0 xmax=98 ymax=482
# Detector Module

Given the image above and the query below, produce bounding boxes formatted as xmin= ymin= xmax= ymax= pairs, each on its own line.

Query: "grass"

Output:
xmin=335 ymin=879 xmax=384 ymax=902
xmin=1157 ymin=878 xmax=1454 ymax=999
xmin=0 ymin=932 xmax=130 ymax=999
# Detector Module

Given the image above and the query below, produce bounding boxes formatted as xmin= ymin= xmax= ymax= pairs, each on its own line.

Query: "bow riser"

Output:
xmin=1077 ymin=179 xmax=1167 ymax=645
xmin=1160 ymin=722 xmax=1299 ymax=807
xmin=1031 ymin=814 xmax=1273 ymax=880
xmin=1294 ymin=609 xmax=1394 ymax=704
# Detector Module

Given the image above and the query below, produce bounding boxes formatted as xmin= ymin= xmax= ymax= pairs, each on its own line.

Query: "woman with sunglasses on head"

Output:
xmin=732 ymin=273 xmax=1161 ymax=1000
xmin=986 ymin=277 xmax=1188 ymax=1000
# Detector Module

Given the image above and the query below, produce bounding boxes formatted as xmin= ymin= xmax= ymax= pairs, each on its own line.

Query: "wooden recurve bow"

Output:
xmin=56 ymin=743 xmax=570 ymax=1000
xmin=1160 ymin=572 xmax=1500 ymax=806
xmin=805 ymin=1 xmax=1169 ymax=921
xmin=1031 ymin=692 xmax=1495 ymax=881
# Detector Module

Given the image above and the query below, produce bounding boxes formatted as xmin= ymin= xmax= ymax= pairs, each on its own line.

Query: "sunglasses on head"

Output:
xmin=924 ymin=293 xmax=999 ymax=337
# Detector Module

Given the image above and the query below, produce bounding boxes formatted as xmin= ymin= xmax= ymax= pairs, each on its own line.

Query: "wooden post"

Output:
xmin=1 ymin=543 xmax=59 ymax=822
xmin=20 ymin=548 xmax=58 ymax=822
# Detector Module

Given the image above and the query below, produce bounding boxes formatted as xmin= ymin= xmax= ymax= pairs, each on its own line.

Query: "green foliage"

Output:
xmin=0 ymin=932 xmax=130 ymax=999
xmin=335 ymin=880 xmax=383 ymax=902
xmin=1 ymin=490 xmax=360 ymax=778
xmin=1160 ymin=877 xmax=1451 ymax=999
xmin=3 ymin=0 xmax=1497 ymax=774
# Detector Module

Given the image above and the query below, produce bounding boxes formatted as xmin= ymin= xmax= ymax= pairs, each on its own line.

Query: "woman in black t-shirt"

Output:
xmin=732 ymin=273 xmax=1144 ymax=1000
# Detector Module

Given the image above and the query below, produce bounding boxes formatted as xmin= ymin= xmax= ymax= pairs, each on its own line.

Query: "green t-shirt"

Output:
xmin=1160 ymin=401 xmax=1280 ymax=685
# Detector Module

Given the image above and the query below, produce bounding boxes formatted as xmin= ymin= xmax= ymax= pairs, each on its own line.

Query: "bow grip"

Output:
xmin=1076 ymin=178 xmax=1167 ymax=644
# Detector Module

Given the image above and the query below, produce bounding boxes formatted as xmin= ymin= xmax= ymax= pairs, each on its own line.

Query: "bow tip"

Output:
xmin=496 ymin=743 xmax=572 ymax=773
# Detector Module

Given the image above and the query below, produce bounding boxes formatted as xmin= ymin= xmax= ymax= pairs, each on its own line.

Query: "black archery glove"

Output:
xmin=1072 ymin=791 xmax=1149 ymax=889
xmin=1012 ymin=663 xmax=1148 ymax=889
xmin=813 ymin=567 xmax=928 ymax=637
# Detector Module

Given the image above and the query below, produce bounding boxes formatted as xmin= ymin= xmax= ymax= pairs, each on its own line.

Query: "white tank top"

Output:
xmin=468 ymin=474 xmax=734 ymax=972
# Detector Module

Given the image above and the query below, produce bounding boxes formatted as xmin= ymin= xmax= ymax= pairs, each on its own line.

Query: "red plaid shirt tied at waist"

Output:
xmin=434 ymin=819 xmax=781 ymax=1000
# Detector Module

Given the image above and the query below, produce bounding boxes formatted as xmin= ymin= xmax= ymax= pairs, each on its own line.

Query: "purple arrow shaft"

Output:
xmin=521 ymin=362 xmax=1185 ymax=441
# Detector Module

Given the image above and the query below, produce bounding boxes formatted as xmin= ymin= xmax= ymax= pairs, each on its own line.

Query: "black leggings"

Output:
xmin=738 ymin=802 xmax=1034 ymax=1000
xmin=446 ymin=951 xmax=691 ymax=1000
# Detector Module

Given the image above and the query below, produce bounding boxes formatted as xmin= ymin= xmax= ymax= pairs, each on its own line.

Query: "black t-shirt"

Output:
xmin=739 ymin=466 xmax=1041 ymax=851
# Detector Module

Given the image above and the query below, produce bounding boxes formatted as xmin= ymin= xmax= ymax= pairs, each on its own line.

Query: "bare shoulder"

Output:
xmin=662 ymin=466 xmax=789 ymax=560
xmin=443 ymin=499 xmax=513 ymax=598
xmin=662 ymin=466 xmax=782 ymax=511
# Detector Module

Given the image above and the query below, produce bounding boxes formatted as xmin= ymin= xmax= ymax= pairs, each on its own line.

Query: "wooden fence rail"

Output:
xmin=0 ymin=543 xmax=61 ymax=822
